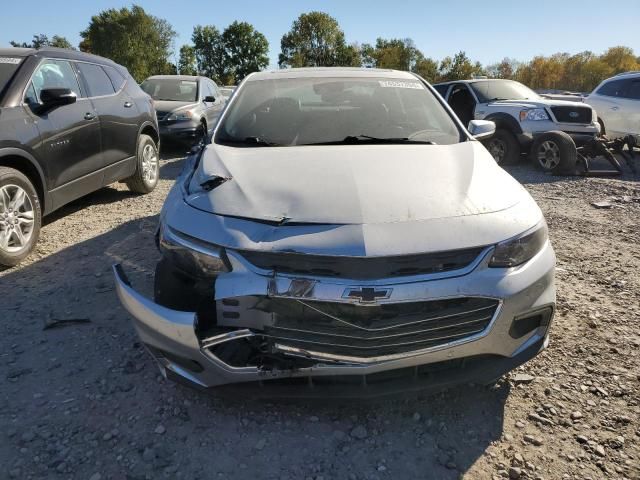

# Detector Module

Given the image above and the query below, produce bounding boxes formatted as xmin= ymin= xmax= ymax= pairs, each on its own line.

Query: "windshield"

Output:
xmin=0 ymin=57 xmax=23 ymax=97
xmin=140 ymin=78 xmax=198 ymax=102
xmin=470 ymin=80 xmax=540 ymax=103
xmin=215 ymin=76 xmax=462 ymax=147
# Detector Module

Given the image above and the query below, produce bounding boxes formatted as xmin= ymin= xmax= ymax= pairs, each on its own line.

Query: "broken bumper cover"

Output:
xmin=112 ymin=240 xmax=555 ymax=397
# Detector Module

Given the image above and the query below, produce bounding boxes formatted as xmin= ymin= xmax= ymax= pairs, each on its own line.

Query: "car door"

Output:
xmin=589 ymin=78 xmax=627 ymax=137
xmin=25 ymin=59 xmax=102 ymax=199
xmin=617 ymin=78 xmax=640 ymax=138
xmin=204 ymin=80 xmax=225 ymax=132
xmin=76 ymin=62 xmax=139 ymax=173
xmin=447 ymin=84 xmax=477 ymax=128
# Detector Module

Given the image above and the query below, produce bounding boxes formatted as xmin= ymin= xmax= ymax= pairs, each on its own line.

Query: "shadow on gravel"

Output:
xmin=0 ymin=210 xmax=511 ymax=478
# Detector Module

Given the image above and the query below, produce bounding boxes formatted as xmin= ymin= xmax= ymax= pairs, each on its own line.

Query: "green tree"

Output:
xmin=486 ymin=58 xmax=518 ymax=79
xmin=192 ymin=25 xmax=229 ymax=83
xmin=79 ymin=5 xmax=177 ymax=82
xmin=11 ymin=34 xmax=75 ymax=50
xmin=600 ymin=46 xmax=640 ymax=74
xmin=438 ymin=51 xmax=484 ymax=81
xmin=413 ymin=56 xmax=440 ymax=83
xmin=178 ymin=45 xmax=197 ymax=75
xmin=361 ymin=38 xmax=422 ymax=71
xmin=222 ymin=21 xmax=269 ymax=82
xmin=279 ymin=12 xmax=361 ymax=67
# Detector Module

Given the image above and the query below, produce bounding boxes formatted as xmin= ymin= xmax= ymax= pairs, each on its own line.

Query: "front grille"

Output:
xmin=550 ymin=106 xmax=592 ymax=124
xmin=237 ymin=247 xmax=485 ymax=280
xmin=261 ymin=297 xmax=499 ymax=359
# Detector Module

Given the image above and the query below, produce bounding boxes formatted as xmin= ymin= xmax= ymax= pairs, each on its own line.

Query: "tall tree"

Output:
xmin=362 ymin=38 xmax=422 ymax=71
xmin=192 ymin=25 xmax=229 ymax=84
xmin=279 ymin=12 xmax=361 ymax=68
xmin=600 ymin=46 xmax=640 ymax=74
xmin=222 ymin=21 xmax=269 ymax=82
xmin=79 ymin=5 xmax=177 ymax=82
xmin=178 ymin=45 xmax=197 ymax=75
xmin=438 ymin=51 xmax=484 ymax=81
xmin=11 ymin=34 xmax=75 ymax=50
xmin=413 ymin=56 xmax=440 ymax=83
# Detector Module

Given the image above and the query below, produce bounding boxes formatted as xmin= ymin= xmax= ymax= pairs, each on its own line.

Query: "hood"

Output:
xmin=185 ymin=141 xmax=528 ymax=225
xmin=153 ymin=100 xmax=197 ymax=115
xmin=489 ymin=98 xmax=592 ymax=109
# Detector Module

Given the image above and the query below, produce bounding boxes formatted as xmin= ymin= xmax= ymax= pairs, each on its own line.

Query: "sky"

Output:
xmin=1 ymin=0 xmax=639 ymax=69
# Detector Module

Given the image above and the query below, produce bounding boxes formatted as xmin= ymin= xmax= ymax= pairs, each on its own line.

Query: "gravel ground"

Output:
xmin=0 ymin=150 xmax=638 ymax=480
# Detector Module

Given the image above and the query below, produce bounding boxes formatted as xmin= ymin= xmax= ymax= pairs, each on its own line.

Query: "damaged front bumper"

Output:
xmin=113 ymin=241 xmax=556 ymax=397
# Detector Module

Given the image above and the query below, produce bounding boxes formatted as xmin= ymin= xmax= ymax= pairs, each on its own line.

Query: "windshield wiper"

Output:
xmin=217 ymin=136 xmax=282 ymax=147
xmin=304 ymin=135 xmax=435 ymax=146
xmin=487 ymin=97 xmax=510 ymax=102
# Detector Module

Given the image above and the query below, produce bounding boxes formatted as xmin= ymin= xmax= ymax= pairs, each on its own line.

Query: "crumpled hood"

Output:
xmin=185 ymin=141 xmax=528 ymax=225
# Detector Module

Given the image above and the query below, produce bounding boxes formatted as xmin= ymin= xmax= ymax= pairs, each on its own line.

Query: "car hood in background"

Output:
xmin=488 ymin=98 xmax=593 ymax=110
xmin=153 ymin=100 xmax=197 ymax=115
xmin=185 ymin=141 xmax=527 ymax=225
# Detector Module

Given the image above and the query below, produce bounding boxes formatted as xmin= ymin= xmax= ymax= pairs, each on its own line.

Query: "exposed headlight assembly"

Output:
xmin=489 ymin=223 xmax=548 ymax=268
xmin=158 ymin=222 xmax=229 ymax=276
xmin=166 ymin=109 xmax=194 ymax=121
xmin=519 ymin=108 xmax=549 ymax=122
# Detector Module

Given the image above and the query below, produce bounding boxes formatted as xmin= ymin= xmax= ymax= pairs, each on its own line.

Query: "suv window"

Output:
xmin=103 ymin=66 xmax=126 ymax=91
xmin=623 ymin=79 xmax=640 ymax=100
xmin=596 ymin=79 xmax=626 ymax=97
xmin=77 ymin=63 xmax=115 ymax=97
xmin=433 ymin=84 xmax=449 ymax=97
xmin=29 ymin=60 xmax=82 ymax=103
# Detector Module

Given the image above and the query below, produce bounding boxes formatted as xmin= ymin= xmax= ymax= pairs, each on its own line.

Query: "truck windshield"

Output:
xmin=0 ymin=57 xmax=23 ymax=97
xmin=216 ymin=76 xmax=463 ymax=147
xmin=471 ymin=80 xmax=540 ymax=103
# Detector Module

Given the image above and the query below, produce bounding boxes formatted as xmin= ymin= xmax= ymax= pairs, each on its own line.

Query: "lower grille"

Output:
xmin=262 ymin=297 xmax=499 ymax=359
xmin=237 ymin=247 xmax=485 ymax=280
xmin=550 ymin=106 xmax=592 ymax=124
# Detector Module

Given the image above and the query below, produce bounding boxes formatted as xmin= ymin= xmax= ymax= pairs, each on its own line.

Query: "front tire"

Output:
xmin=125 ymin=134 xmax=159 ymax=194
xmin=0 ymin=167 xmax=42 ymax=267
xmin=483 ymin=129 xmax=520 ymax=165
xmin=530 ymin=131 xmax=577 ymax=174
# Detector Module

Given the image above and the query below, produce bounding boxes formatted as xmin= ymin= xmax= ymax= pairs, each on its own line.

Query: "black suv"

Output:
xmin=0 ymin=47 xmax=160 ymax=266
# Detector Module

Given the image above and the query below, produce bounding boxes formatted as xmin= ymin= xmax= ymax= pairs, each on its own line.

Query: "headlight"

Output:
xmin=166 ymin=110 xmax=194 ymax=121
xmin=158 ymin=222 xmax=229 ymax=276
xmin=489 ymin=223 xmax=548 ymax=268
xmin=519 ymin=109 xmax=549 ymax=122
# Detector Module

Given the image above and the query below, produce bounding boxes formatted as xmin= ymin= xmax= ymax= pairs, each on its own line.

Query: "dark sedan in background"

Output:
xmin=141 ymin=75 xmax=226 ymax=146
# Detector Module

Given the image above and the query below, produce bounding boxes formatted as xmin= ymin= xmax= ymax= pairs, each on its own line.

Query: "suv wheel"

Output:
xmin=483 ymin=129 xmax=520 ymax=165
xmin=0 ymin=167 xmax=42 ymax=267
xmin=531 ymin=131 xmax=577 ymax=174
xmin=125 ymin=134 xmax=159 ymax=194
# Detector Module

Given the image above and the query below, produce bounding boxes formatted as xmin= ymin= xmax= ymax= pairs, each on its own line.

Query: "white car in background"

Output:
xmin=585 ymin=72 xmax=640 ymax=141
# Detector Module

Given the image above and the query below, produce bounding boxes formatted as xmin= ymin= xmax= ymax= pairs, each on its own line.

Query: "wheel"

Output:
xmin=125 ymin=134 xmax=159 ymax=194
xmin=530 ymin=131 xmax=577 ymax=174
xmin=483 ymin=129 xmax=520 ymax=165
xmin=0 ymin=167 xmax=42 ymax=267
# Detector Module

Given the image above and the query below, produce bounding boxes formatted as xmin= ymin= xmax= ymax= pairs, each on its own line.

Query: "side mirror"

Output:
xmin=203 ymin=95 xmax=216 ymax=103
xmin=468 ymin=120 xmax=495 ymax=140
xmin=36 ymin=88 xmax=76 ymax=114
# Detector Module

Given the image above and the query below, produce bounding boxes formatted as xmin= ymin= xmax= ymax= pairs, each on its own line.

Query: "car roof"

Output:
xmin=434 ymin=78 xmax=514 ymax=86
xmin=0 ymin=47 xmax=122 ymax=68
xmin=145 ymin=75 xmax=202 ymax=82
xmin=246 ymin=67 xmax=418 ymax=81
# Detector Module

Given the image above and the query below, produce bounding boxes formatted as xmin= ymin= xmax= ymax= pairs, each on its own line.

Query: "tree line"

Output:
xmin=9 ymin=6 xmax=640 ymax=91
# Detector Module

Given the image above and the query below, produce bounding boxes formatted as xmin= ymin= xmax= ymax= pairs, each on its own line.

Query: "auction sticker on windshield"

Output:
xmin=0 ymin=58 xmax=22 ymax=64
xmin=378 ymin=80 xmax=424 ymax=89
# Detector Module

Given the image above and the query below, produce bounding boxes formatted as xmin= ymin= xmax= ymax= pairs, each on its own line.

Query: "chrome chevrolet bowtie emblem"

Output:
xmin=343 ymin=287 xmax=392 ymax=303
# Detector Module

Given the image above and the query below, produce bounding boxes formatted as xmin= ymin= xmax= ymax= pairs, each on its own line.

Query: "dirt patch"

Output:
xmin=0 ymin=156 xmax=638 ymax=479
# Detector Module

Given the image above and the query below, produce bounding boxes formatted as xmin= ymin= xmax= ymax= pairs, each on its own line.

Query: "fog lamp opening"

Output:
xmin=509 ymin=306 xmax=554 ymax=339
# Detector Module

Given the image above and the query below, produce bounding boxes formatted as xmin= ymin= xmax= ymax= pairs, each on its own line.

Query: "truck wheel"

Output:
xmin=0 ymin=167 xmax=42 ymax=267
xmin=483 ymin=129 xmax=520 ymax=165
xmin=530 ymin=131 xmax=577 ymax=174
xmin=125 ymin=134 xmax=159 ymax=194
